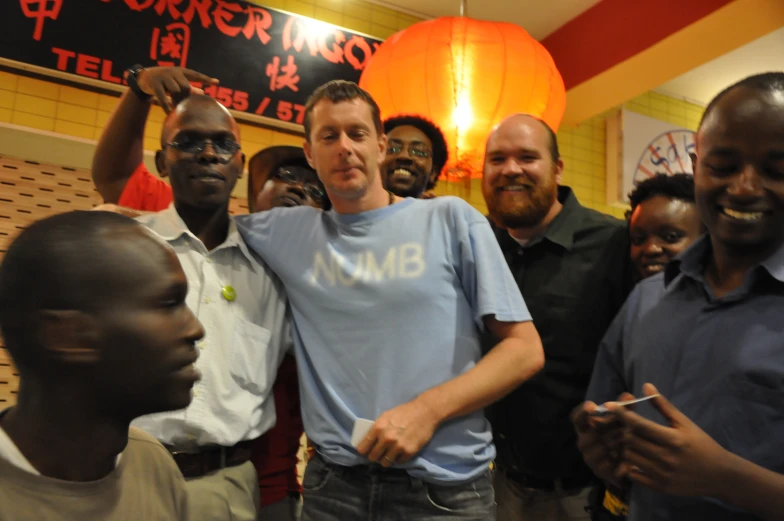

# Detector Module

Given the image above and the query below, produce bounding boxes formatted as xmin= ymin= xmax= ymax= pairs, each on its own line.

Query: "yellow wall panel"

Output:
xmin=15 ymin=93 xmax=57 ymax=118
xmin=59 ymin=86 xmax=100 ymax=109
xmin=56 ymin=103 xmax=97 ymax=126
xmin=97 ymin=94 xmax=120 ymax=113
xmin=11 ymin=112 xmax=55 ymax=132
xmin=17 ymin=76 xmax=59 ymax=101
xmin=0 ymin=72 xmax=19 ymax=91
xmin=344 ymin=17 xmax=373 ymax=35
xmin=314 ymin=7 xmax=343 ymax=26
xmin=54 ymin=120 xmax=95 ymax=140
xmin=0 ymin=90 xmax=15 ymax=110
xmin=344 ymin=2 xmax=372 ymax=22
xmin=284 ymin=0 xmax=314 ymax=17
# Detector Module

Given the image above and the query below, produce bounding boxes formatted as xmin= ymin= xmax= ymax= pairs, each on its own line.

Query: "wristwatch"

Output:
xmin=125 ymin=64 xmax=152 ymax=101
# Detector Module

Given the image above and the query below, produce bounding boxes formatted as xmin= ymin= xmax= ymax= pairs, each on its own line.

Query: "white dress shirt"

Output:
xmin=132 ymin=206 xmax=292 ymax=450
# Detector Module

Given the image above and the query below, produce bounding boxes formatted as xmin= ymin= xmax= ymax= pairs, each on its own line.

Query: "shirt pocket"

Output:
xmin=717 ymin=377 xmax=784 ymax=468
xmin=230 ymin=316 xmax=274 ymax=395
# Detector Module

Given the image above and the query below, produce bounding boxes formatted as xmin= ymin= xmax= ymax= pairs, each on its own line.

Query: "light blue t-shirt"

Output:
xmin=236 ymin=197 xmax=531 ymax=483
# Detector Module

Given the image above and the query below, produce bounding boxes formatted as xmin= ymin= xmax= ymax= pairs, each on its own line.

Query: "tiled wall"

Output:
xmin=625 ymin=91 xmax=704 ymax=131
xmin=557 ymin=113 xmax=615 ymax=216
xmin=552 ymin=92 xmax=704 ymax=220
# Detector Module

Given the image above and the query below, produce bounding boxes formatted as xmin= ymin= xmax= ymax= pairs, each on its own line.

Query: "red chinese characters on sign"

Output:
xmin=122 ymin=0 xmax=271 ymax=44
xmin=150 ymin=22 xmax=190 ymax=67
xmin=20 ymin=0 xmax=62 ymax=41
xmin=266 ymin=55 xmax=300 ymax=93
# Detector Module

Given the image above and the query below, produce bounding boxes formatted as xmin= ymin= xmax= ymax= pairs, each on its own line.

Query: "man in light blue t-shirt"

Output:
xmin=236 ymin=80 xmax=544 ymax=521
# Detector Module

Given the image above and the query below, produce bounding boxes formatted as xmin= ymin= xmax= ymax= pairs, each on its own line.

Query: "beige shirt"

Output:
xmin=0 ymin=428 xmax=188 ymax=521
xmin=132 ymin=205 xmax=292 ymax=449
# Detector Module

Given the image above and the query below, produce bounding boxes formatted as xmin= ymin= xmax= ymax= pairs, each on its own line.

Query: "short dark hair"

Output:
xmin=160 ymin=94 xmax=240 ymax=147
xmin=303 ymin=80 xmax=383 ymax=142
xmin=699 ymin=72 xmax=784 ymax=129
xmin=0 ymin=211 xmax=145 ymax=372
xmin=383 ymin=115 xmax=449 ymax=189
xmin=628 ymin=173 xmax=695 ymax=213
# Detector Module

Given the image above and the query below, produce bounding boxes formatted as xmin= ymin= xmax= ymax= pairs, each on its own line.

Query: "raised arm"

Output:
xmin=92 ymin=66 xmax=217 ymax=202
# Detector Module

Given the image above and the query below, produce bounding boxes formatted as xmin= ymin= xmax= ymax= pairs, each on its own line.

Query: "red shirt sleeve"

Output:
xmin=117 ymin=163 xmax=173 ymax=212
xmin=251 ymin=355 xmax=304 ymax=506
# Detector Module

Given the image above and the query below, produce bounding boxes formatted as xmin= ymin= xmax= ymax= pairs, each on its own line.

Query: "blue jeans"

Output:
xmin=300 ymin=453 xmax=496 ymax=520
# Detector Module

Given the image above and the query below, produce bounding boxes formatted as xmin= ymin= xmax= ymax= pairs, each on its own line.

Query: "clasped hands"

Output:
xmin=572 ymin=383 xmax=731 ymax=498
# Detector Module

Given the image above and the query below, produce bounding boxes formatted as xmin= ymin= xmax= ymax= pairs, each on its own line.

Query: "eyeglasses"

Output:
xmin=387 ymin=142 xmax=431 ymax=159
xmin=271 ymin=168 xmax=326 ymax=203
xmin=165 ymin=137 xmax=241 ymax=156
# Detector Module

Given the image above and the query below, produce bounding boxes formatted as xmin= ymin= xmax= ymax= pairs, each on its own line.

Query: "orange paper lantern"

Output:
xmin=359 ymin=17 xmax=566 ymax=180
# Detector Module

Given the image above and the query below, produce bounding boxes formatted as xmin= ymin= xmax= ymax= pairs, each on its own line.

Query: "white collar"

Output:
xmin=150 ymin=204 xmax=256 ymax=267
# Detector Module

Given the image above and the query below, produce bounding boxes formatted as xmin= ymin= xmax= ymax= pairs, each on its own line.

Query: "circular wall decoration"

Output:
xmin=633 ymin=129 xmax=696 ymax=187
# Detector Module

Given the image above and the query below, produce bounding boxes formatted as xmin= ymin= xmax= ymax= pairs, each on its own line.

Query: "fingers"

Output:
xmin=381 ymin=444 xmax=404 ymax=467
xmin=608 ymin=404 xmax=671 ymax=446
xmin=572 ymin=401 xmax=599 ymax=432
xmin=152 ymin=82 xmax=172 ymax=114
xmin=366 ymin=424 xmax=405 ymax=463
xmin=355 ymin=430 xmax=376 ymax=456
xmin=180 ymin=67 xmax=219 ymax=85
xmin=144 ymin=67 xmax=217 ymax=113
xmin=622 ymin=449 xmax=668 ymax=488
xmin=358 ymin=420 xmax=418 ymax=466
xmin=168 ymin=74 xmax=192 ymax=106
xmin=162 ymin=76 xmax=183 ymax=102
xmin=172 ymin=72 xmax=194 ymax=94
xmin=625 ymin=465 xmax=662 ymax=492
xmin=623 ymin=430 xmax=672 ymax=465
xmin=644 ymin=384 xmax=686 ymax=427
xmin=367 ymin=436 xmax=390 ymax=463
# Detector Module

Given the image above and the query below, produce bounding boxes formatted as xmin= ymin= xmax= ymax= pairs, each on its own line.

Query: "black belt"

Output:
xmin=166 ymin=439 xmax=254 ymax=479
xmin=502 ymin=468 xmax=594 ymax=491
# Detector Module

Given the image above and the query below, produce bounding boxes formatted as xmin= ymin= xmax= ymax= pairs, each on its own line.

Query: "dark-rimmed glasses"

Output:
xmin=271 ymin=168 xmax=326 ymax=203
xmin=165 ymin=137 xmax=241 ymax=156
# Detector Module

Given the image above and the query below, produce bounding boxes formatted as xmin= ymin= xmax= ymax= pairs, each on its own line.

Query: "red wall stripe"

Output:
xmin=541 ymin=0 xmax=735 ymax=89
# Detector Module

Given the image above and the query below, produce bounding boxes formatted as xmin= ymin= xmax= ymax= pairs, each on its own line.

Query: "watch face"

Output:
xmin=632 ymin=129 xmax=695 ymax=186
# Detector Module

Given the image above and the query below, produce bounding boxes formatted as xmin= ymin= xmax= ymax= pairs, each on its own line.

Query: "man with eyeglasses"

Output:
xmin=380 ymin=115 xmax=449 ymax=199
xmin=91 ymin=65 xmax=293 ymax=521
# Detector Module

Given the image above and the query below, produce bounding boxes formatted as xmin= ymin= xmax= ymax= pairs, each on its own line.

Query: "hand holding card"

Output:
xmin=592 ymin=394 xmax=661 ymax=416
xmin=351 ymin=418 xmax=375 ymax=448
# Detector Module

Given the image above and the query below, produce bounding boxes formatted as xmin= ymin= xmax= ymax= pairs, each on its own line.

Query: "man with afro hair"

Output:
xmin=380 ymin=115 xmax=449 ymax=199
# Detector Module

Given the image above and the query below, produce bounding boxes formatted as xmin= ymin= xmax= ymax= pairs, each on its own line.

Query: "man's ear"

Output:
xmin=238 ymin=152 xmax=246 ymax=179
xmin=554 ymin=158 xmax=565 ymax=185
xmin=303 ymin=140 xmax=315 ymax=170
xmin=378 ymin=133 xmax=388 ymax=164
xmin=155 ymin=150 xmax=168 ymax=179
xmin=689 ymin=152 xmax=697 ymax=173
xmin=38 ymin=310 xmax=101 ymax=366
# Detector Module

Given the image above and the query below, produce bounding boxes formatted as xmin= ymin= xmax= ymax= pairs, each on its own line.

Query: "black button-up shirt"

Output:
xmin=486 ymin=186 xmax=635 ymax=482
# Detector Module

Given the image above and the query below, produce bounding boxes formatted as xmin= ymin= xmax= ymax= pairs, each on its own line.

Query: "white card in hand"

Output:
xmin=593 ymin=394 xmax=661 ymax=415
xmin=351 ymin=418 xmax=375 ymax=447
